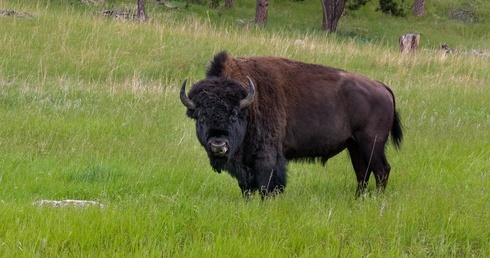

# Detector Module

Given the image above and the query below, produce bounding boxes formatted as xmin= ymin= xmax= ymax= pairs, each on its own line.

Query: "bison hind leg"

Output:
xmin=373 ymin=153 xmax=391 ymax=192
xmin=364 ymin=142 xmax=391 ymax=193
xmin=347 ymin=142 xmax=371 ymax=197
xmin=348 ymin=135 xmax=392 ymax=197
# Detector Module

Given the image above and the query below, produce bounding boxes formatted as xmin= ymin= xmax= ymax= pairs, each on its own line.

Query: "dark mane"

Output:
xmin=206 ymin=51 xmax=229 ymax=77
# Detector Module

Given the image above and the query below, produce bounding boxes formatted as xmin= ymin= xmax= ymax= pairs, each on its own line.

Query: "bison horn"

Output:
xmin=180 ymin=79 xmax=196 ymax=110
xmin=239 ymin=76 xmax=256 ymax=109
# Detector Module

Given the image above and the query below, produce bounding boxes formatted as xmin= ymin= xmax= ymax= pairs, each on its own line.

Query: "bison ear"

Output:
xmin=180 ymin=79 xmax=196 ymax=110
xmin=239 ymin=76 xmax=256 ymax=109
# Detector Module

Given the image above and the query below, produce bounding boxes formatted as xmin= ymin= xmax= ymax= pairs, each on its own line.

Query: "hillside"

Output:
xmin=5 ymin=0 xmax=488 ymax=51
xmin=109 ymin=0 xmax=489 ymax=51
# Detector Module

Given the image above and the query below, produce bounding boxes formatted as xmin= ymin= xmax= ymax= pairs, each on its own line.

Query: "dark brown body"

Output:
xmin=181 ymin=51 xmax=402 ymax=197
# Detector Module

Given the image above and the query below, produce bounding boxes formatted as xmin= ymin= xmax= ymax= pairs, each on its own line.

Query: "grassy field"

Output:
xmin=1 ymin=0 xmax=489 ymax=256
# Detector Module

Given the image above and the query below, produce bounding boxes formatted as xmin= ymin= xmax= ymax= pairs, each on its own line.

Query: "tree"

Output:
xmin=320 ymin=0 xmax=347 ymax=33
xmin=137 ymin=0 xmax=146 ymax=20
xmin=255 ymin=0 xmax=269 ymax=26
xmin=413 ymin=0 xmax=425 ymax=16
xmin=225 ymin=0 xmax=233 ymax=9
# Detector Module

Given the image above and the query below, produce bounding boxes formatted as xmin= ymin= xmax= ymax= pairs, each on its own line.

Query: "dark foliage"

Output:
xmin=346 ymin=0 xmax=406 ymax=17
xmin=377 ymin=0 xmax=406 ymax=17
xmin=347 ymin=0 xmax=370 ymax=10
xmin=210 ymin=0 xmax=220 ymax=8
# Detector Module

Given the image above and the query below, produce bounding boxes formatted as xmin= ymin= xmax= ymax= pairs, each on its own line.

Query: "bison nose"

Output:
xmin=208 ymin=139 xmax=229 ymax=157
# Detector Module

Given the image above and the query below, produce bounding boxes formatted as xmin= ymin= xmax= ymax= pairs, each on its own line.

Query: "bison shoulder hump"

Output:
xmin=206 ymin=51 xmax=229 ymax=78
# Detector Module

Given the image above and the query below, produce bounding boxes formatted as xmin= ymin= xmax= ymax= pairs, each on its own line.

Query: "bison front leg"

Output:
xmin=235 ymin=168 xmax=256 ymax=199
xmin=240 ymin=187 xmax=254 ymax=200
xmin=255 ymin=153 xmax=287 ymax=198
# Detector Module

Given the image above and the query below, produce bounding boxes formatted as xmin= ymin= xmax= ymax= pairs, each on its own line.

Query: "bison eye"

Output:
xmin=230 ymin=110 xmax=239 ymax=122
xmin=196 ymin=111 xmax=205 ymax=123
xmin=198 ymin=115 xmax=205 ymax=123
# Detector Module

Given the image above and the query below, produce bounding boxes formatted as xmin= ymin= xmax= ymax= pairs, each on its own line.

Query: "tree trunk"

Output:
xmin=413 ymin=0 xmax=425 ymax=17
xmin=137 ymin=0 xmax=146 ymax=21
xmin=320 ymin=0 xmax=346 ymax=33
xmin=255 ymin=0 xmax=268 ymax=26
xmin=225 ymin=0 xmax=233 ymax=9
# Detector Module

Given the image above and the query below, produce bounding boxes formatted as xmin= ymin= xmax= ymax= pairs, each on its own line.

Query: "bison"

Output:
xmin=180 ymin=51 xmax=403 ymax=198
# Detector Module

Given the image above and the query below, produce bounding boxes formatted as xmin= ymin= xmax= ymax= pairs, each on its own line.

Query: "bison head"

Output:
xmin=180 ymin=77 xmax=255 ymax=172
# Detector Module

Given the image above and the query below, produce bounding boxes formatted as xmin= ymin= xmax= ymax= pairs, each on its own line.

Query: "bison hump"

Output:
xmin=206 ymin=51 xmax=229 ymax=77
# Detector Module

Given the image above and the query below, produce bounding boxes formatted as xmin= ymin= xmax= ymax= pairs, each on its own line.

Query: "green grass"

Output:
xmin=1 ymin=0 xmax=489 ymax=256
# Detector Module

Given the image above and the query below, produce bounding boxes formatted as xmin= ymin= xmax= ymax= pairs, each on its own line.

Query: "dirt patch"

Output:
xmin=34 ymin=199 xmax=104 ymax=208
xmin=97 ymin=9 xmax=140 ymax=20
xmin=80 ymin=0 xmax=107 ymax=6
xmin=0 ymin=10 xmax=34 ymax=18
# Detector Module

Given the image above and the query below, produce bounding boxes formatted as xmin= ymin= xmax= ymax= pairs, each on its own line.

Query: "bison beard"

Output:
xmin=180 ymin=51 xmax=403 ymax=199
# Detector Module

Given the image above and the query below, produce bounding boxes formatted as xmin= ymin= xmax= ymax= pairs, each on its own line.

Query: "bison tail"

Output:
xmin=391 ymin=110 xmax=403 ymax=150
